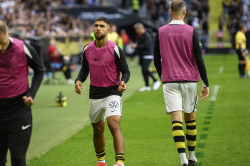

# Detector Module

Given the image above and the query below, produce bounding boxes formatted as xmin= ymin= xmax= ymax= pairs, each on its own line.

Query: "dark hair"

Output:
xmin=94 ymin=17 xmax=111 ymax=27
xmin=0 ymin=20 xmax=8 ymax=34
xmin=171 ymin=0 xmax=186 ymax=13
xmin=240 ymin=24 xmax=247 ymax=30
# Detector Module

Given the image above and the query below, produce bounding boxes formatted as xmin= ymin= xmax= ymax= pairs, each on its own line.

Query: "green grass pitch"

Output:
xmin=6 ymin=55 xmax=250 ymax=166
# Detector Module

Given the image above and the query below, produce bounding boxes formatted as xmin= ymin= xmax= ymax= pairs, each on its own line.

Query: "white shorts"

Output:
xmin=89 ymin=95 xmax=122 ymax=123
xmin=163 ymin=82 xmax=198 ymax=114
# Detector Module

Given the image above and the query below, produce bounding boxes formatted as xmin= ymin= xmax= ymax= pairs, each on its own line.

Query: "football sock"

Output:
xmin=239 ymin=64 xmax=246 ymax=76
xmin=172 ymin=121 xmax=188 ymax=164
xmin=238 ymin=64 xmax=241 ymax=75
xmin=96 ymin=150 xmax=106 ymax=163
xmin=116 ymin=153 xmax=125 ymax=165
xmin=242 ymin=64 xmax=246 ymax=75
xmin=185 ymin=120 xmax=197 ymax=160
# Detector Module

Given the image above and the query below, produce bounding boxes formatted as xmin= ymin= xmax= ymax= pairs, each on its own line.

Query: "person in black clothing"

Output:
xmin=132 ymin=23 xmax=161 ymax=92
xmin=0 ymin=20 xmax=44 ymax=166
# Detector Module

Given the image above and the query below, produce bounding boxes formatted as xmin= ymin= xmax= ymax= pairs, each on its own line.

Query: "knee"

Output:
xmin=93 ymin=127 xmax=104 ymax=137
xmin=142 ymin=68 xmax=148 ymax=74
xmin=107 ymin=122 xmax=120 ymax=134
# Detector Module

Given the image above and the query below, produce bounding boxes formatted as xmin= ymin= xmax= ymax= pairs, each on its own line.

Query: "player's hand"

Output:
xmin=200 ymin=87 xmax=209 ymax=101
xmin=22 ymin=96 xmax=34 ymax=106
xmin=131 ymin=43 xmax=137 ymax=49
xmin=245 ymin=50 xmax=248 ymax=54
xmin=118 ymin=81 xmax=126 ymax=93
xmin=242 ymin=52 xmax=246 ymax=57
xmin=75 ymin=80 xmax=83 ymax=94
xmin=63 ymin=55 xmax=70 ymax=62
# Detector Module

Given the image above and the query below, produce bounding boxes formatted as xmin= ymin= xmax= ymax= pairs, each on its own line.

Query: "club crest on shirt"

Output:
xmin=109 ymin=101 xmax=119 ymax=109
xmin=199 ymin=42 xmax=202 ymax=48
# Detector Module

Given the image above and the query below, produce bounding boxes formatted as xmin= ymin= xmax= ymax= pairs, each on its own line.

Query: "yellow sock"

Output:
xmin=116 ymin=153 xmax=125 ymax=165
xmin=186 ymin=120 xmax=197 ymax=160
xmin=172 ymin=121 xmax=188 ymax=164
xmin=96 ymin=150 xmax=105 ymax=162
xmin=172 ymin=121 xmax=186 ymax=153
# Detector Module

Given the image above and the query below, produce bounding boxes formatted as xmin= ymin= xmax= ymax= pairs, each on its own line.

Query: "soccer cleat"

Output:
xmin=182 ymin=164 xmax=188 ymax=166
xmin=67 ymin=79 xmax=74 ymax=84
xmin=153 ymin=80 xmax=161 ymax=90
xmin=95 ymin=161 xmax=107 ymax=166
xmin=188 ymin=157 xmax=197 ymax=166
xmin=139 ymin=86 xmax=151 ymax=92
xmin=113 ymin=164 xmax=123 ymax=166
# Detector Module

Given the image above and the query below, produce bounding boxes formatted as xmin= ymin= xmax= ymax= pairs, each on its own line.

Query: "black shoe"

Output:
xmin=188 ymin=158 xmax=197 ymax=166
xmin=182 ymin=164 xmax=188 ymax=166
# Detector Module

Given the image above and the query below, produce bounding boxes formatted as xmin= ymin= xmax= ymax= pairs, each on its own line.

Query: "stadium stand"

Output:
xmin=1 ymin=0 xmax=210 ymax=37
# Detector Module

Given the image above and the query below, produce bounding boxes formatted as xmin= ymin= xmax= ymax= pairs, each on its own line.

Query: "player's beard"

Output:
xmin=0 ymin=47 xmax=7 ymax=54
xmin=94 ymin=32 xmax=107 ymax=40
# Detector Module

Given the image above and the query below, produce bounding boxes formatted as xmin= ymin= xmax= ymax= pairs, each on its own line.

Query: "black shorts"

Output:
xmin=0 ymin=111 xmax=32 ymax=166
xmin=236 ymin=49 xmax=246 ymax=61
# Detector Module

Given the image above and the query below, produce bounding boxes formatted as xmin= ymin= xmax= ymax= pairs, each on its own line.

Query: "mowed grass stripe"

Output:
xmin=27 ymin=55 xmax=250 ymax=165
xmin=195 ymin=55 xmax=250 ymax=165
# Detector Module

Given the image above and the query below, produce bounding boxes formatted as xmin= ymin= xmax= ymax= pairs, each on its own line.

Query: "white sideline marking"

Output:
xmin=210 ymin=85 xmax=220 ymax=101
xmin=219 ymin=66 xmax=224 ymax=74
xmin=123 ymin=102 xmax=156 ymax=105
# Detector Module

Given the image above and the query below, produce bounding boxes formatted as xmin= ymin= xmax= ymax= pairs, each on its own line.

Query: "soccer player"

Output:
xmin=131 ymin=23 xmax=161 ymax=92
xmin=235 ymin=24 xmax=248 ymax=78
xmin=75 ymin=17 xmax=130 ymax=166
xmin=0 ymin=20 xmax=45 ymax=166
xmin=108 ymin=24 xmax=119 ymax=44
xmin=153 ymin=0 xmax=209 ymax=166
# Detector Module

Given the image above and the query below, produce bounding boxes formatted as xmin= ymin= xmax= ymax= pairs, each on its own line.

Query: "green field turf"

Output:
xmin=6 ymin=55 xmax=250 ymax=166
xmin=6 ymin=59 xmax=146 ymax=166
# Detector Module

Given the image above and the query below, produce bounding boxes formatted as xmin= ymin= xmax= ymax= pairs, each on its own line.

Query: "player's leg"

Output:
xmin=181 ymin=82 xmax=198 ymax=166
xmin=0 ymin=117 xmax=8 ymax=166
xmin=143 ymin=59 xmax=157 ymax=82
xmin=89 ymin=99 xmax=107 ymax=165
xmin=139 ymin=59 xmax=150 ymax=91
xmin=171 ymin=111 xmax=188 ymax=166
xmin=92 ymin=121 xmax=106 ymax=165
xmin=62 ymin=64 xmax=73 ymax=84
xmin=242 ymin=60 xmax=247 ymax=77
xmin=107 ymin=116 xmax=125 ymax=166
xmin=163 ymin=83 xmax=188 ymax=165
xmin=184 ymin=112 xmax=197 ymax=166
xmin=237 ymin=50 xmax=247 ymax=77
xmin=143 ymin=59 xmax=161 ymax=90
xmin=239 ymin=60 xmax=246 ymax=77
xmin=237 ymin=50 xmax=242 ymax=76
xmin=105 ymin=96 xmax=124 ymax=166
xmin=8 ymin=112 xmax=32 ymax=166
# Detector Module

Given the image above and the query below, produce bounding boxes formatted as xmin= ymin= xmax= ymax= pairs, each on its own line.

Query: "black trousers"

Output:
xmin=62 ymin=64 xmax=71 ymax=80
xmin=141 ymin=59 xmax=157 ymax=86
xmin=0 ymin=111 xmax=32 ymax=166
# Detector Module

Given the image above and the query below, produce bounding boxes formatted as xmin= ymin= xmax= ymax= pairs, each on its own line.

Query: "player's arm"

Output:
xmin=153 ymin=30 xmax=162 ymax=79
xmin=192 ymin=28 xmax=209 ymax=100
xmin=75 ymin=45 xmax=89 ymax=94
xmin=239 ymin=44 xmax=246 ymax=57
xmin=114 ymin=45 xmax=130 ymax=92
xmin=24 ymin=42 xmax=45 ymax=105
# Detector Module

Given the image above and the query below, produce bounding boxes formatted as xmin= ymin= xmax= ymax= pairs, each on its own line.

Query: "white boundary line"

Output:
xmin=210 ymin=85 xmax=220 ymax=101
xmin=219 ymin=66 xmax=224 ymax=74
